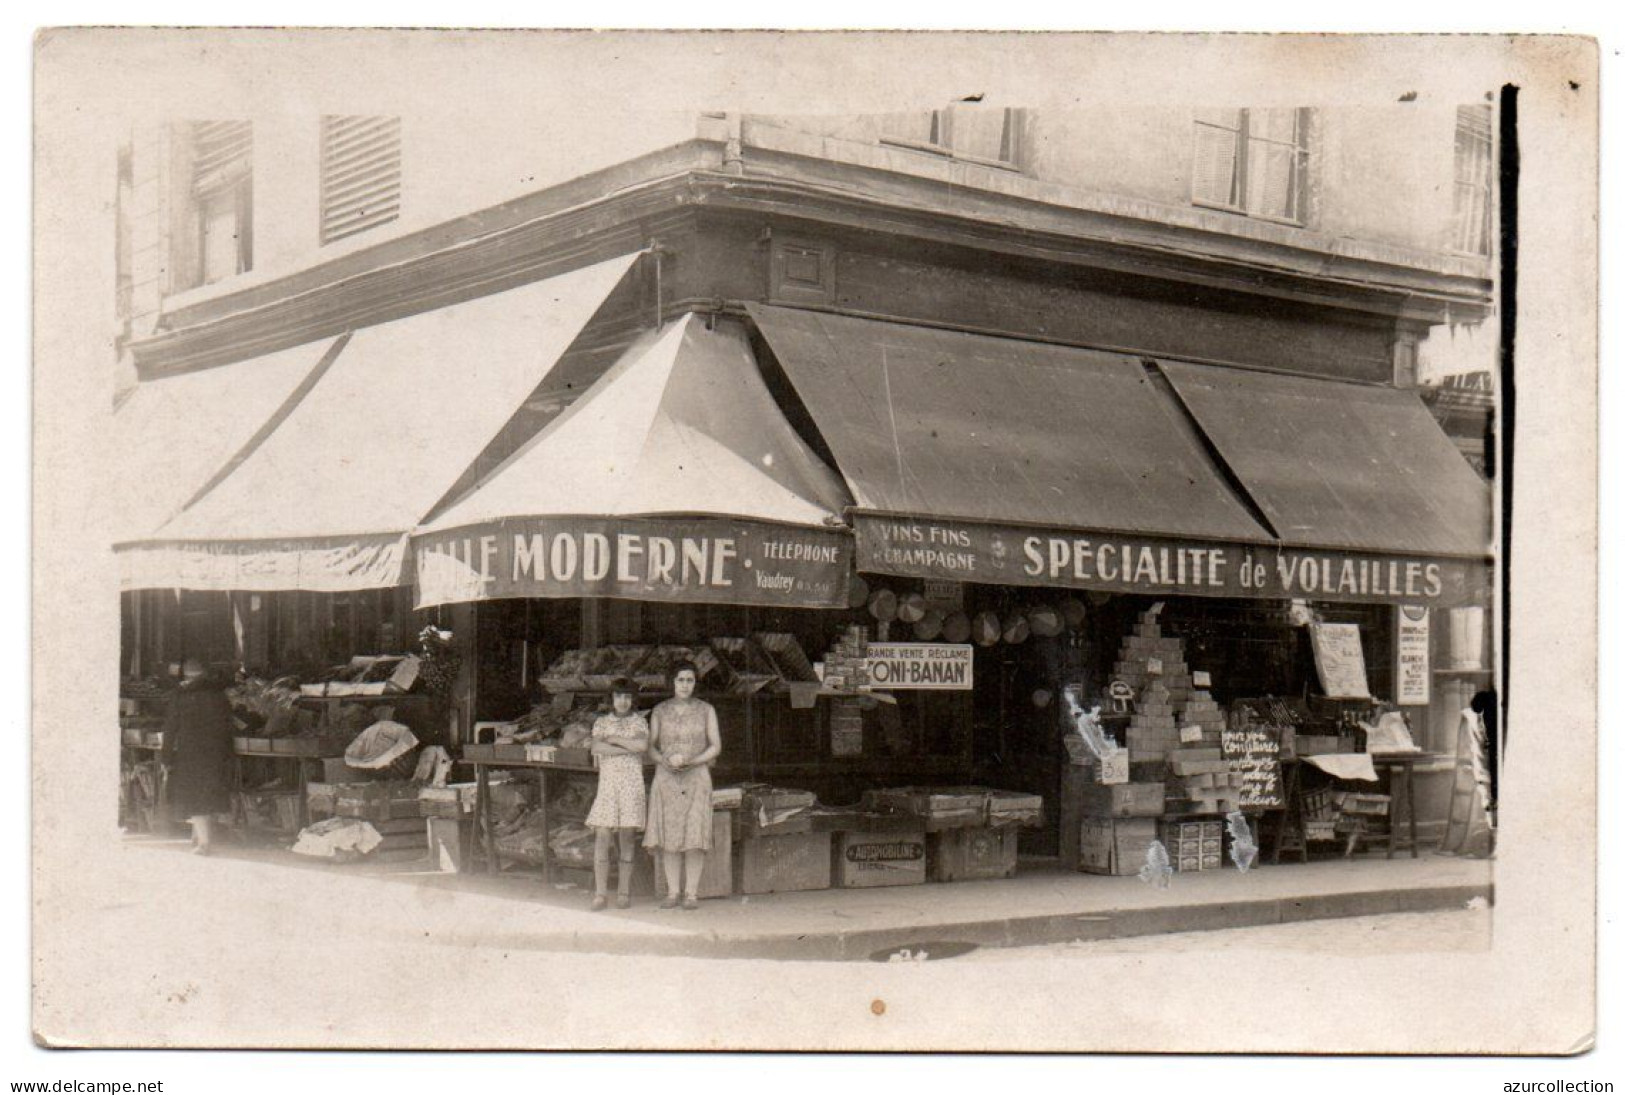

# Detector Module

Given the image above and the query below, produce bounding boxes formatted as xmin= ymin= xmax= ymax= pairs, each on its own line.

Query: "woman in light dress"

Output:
xmin=584 ymin=677 xmax=648 ymax=910
xmin=643 ymin=661 xmax=721 ymax=909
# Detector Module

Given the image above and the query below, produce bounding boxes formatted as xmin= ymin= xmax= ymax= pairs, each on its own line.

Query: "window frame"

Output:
xmin=1190 ymin=107 xmax=1311 ymax=227
xmin=180 ymin=120 xmax=254 ymax=290
xmin=1449 ymin=105 xmax=1495 ymax=257
xmin=877 ymin=106 xmax=1025 ymax=172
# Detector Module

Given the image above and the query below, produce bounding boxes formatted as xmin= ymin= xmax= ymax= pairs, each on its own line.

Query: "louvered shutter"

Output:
xmin=321 ymin=115 xmax=402 ymax=245
xmin=1451 ymin=106 xmax=1493 ymax=254
xmin=192 ymin=120 xmax=251 ymax=195
xmin=1191 ymin=119 xmax=1241 ymax=207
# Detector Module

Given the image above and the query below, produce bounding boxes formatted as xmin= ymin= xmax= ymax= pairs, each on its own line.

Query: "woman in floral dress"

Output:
xmin=585 ymin=678 xmax=648 ymax=910
xmin=643 ymin=661 xmax=721 ymax=909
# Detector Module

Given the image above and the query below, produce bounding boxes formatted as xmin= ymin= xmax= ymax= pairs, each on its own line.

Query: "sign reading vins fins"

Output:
xmin=854 ymin=516 xmax=1487 ymax=606
xmin=414 ymin=517 xmax=852 ymax=609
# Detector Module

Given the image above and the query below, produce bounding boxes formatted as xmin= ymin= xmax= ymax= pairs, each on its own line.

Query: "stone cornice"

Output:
xmin=132 ymin=135 xmax=1494 ymax=376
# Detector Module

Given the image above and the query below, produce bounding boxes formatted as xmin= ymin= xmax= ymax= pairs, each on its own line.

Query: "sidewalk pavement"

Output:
xmin=126 ymin=834 xmax=1493 ymax=961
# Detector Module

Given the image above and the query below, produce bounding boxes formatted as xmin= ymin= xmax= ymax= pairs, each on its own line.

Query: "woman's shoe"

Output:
xmin=615 ymin=894 xmax=631 ymax=910
xmin=659 ymin=894 xmax=680 ymax=910
xmin=591 ymin=894 xmax=608 ymax=912
xmin=682 ymin=895 xmax=700 ymax=911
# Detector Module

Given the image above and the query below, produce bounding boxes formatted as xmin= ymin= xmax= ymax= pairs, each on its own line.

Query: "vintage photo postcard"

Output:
xmin=29 ymin=29 xmax=1597 ymax=1054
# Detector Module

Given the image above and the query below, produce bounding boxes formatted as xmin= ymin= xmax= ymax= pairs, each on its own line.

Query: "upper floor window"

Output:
xmin=1451 ymin=105 xmax=1494 ymax=255
xmin=878 ymin=104 xmax=1023 ymax=169
xmin=1191 ymin=108 xmax=1309 ymax=224
xmin=320 ymin=115 xmax=402 ymax=245
xmin=186 ymin=120 xmax=253 ymax=288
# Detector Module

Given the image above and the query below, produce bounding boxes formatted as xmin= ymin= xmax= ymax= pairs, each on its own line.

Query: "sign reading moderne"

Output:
xmin=855 ymin=516 xmax=1487 ymax=606
xmin=414 ymin=516 xmax=852 ymax=609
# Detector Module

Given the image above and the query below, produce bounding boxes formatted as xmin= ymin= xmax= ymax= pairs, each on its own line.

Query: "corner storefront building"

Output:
xmin=115 ymin=115 xmax=1496 ymax=889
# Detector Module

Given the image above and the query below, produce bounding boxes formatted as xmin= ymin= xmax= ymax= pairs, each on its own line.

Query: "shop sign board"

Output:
xmin=864 ymin=643 xmax=973 ymax=690
xmin=1220 ymin=726 xmax=1284 ymax=809
xmin=1309 ymin=623 xmax=1372 ymax=700
xmin=853 ymin=515 xmax=1487 ymax=607
xmin=414 ymin=516 xmax=852 ymax=609
xmin=1395 ymin=605 xmax=1431 ymax=706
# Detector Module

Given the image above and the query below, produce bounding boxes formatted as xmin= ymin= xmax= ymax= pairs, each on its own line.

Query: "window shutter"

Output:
xmin=191 ymin=120 xmax=251 ymax=195
xmin=1191 ymin=120 xmax=1241 ymax=207
xmin=1451 ymin=105 xmax=1493 ymax=254
xmin=879 ymin=111 xmax=940 ymax=147
xmin=321 ymin=115 xmax=402 ymax=245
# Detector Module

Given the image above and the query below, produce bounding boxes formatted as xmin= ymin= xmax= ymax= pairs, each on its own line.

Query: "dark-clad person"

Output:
xmin=161 ymin=659 xmax=235 ymax=854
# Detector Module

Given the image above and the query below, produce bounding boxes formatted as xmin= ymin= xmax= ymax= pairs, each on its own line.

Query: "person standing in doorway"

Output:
xmin=643 ymin=660 xmax=721 ymax=910
xmin=584 ymin=677 xmax=649 ymax=910
xmin=161 ymin=659 xmax=235 ymax=854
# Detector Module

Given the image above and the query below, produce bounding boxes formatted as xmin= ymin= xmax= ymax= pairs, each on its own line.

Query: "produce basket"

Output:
xmin=537 ymin=648 xmax=596 ymax=692
xmin=583 ymin=645 xmax=653 ymax=691
xmin=709 ymin=637 xmax=779 ymax=693
xmin=754 ymin=632 xmax=818 ymax=682
xmin=344 ymin=720 xmax=420 ymax=779
xmin=635 ymin=644 xmax=730 ymax=692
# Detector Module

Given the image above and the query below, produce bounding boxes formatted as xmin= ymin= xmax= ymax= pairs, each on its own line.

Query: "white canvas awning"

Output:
xmin=413 ymin=314 xmax=854 ymax=609
xmin=118 ymin=252 xmax=643 ymax=591
xmin=110 ymin=338 xmax=338 ymax=545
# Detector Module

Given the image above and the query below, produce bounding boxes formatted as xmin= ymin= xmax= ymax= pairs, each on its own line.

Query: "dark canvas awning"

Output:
xmin=749 ymin=304 xmax=1489 ymax=606
xmin=1158 ymin=360 xmax=1493 ymax=559
xmin=746 ymin=304 xmax=1271 ymax=542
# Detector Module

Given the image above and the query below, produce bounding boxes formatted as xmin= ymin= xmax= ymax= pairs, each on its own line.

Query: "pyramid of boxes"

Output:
xmin=1113 ymin=609 xmax=1190 ymax=762
xmin=1111 ymin=608 xmax=1239 ymax=816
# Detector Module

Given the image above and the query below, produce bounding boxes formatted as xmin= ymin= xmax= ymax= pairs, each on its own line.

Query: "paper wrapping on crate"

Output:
xmin=1303 ymin=753 xmax=1379 ymax=782
xmin=344 ymin=720 xmax=419 ymax=770
xmin=862 ymin=787 xmax=984 ymax=820
xmin=292 ymin=818 xmax=383 ymax=859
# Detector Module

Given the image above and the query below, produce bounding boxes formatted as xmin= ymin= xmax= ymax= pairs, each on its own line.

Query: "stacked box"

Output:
xmin=737 ymin=831 xmax=832 ymax=894
xmin=1125 ymin=680 xmax=1183 ymax=761
xmin=928 ymin=825 xmax=1019 ymax=882
xmin=820 ymin=625 xmax=871 ymax=691
xmin=334 ymin=780 xmax=424 ymax=821
xmin=368 ymin=816 xmax=429 ymax=863
xmin=1158 ymin=819 xmax=1225 ymax=871
xmin=1176 ymin=689 xmax=1226 ymax=748
xmin=1074 ymin=781 xmax=1165 ymax=818
xmin=1077 ymin=817 xmax=1159 ymax=876
xmin=1161 ymin=753 xmax=1243 ymax=817
xmin=833 ymin=830 xmax=928 ymax=888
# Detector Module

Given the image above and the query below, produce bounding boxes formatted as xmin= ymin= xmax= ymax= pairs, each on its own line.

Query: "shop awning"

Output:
xmin=749 ymin=304 xmax=1488 ymax=607
xmin=117 ymin=252 xmax=643 ymax=592
xmin=413 ymin=313 xmax=854 ymax=609
xmin=1157 ymin=361 xmax=1494 ymax=559
xmin=111 ymin=338 xmax=338 ymax=544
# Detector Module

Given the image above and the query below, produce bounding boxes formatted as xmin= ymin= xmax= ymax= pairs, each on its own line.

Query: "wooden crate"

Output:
xmin=736 ymin=831 xmax=831 ymax=895
xmin=834 ymin=830 xmax=927 ymax=888
xmin=654 ymin=810 xmax=734 ymax=899
xmin=928 ymin=826 xmax=1018 ymax=883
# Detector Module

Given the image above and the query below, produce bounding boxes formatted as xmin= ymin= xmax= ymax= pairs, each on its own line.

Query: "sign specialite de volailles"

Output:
xmin=414 ymin=516 xmax=852 ymax=609
xmin=854 ymin=515 xmax=1487 ymax=606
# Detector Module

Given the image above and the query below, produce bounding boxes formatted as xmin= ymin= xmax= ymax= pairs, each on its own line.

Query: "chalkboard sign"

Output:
xmin=1309 ymin=623 xmax=1371 ymax=700
xmin=1220 ymin=726 xmax=1284 ymax=809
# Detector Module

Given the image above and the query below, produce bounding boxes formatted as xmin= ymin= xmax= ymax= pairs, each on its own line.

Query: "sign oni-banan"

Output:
xmin=854 ymin=516 xmax=1483 ymax=606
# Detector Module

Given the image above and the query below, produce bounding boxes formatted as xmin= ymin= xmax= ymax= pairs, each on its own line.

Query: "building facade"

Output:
xmin=116 ymin=101 xmax=1498 ymax=850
